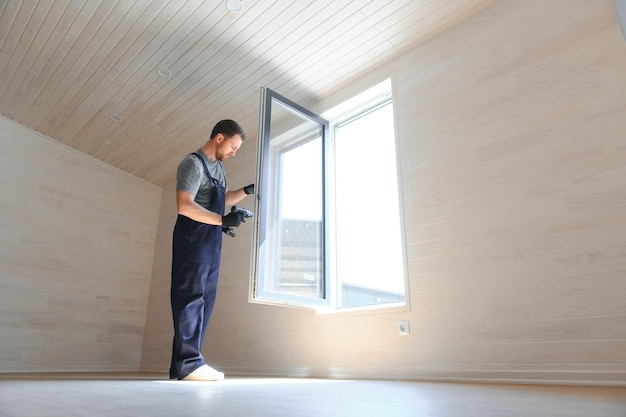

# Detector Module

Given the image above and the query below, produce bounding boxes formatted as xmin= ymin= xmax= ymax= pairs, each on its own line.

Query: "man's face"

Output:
xmin=216 ymin=134 xmax=243 ymax=161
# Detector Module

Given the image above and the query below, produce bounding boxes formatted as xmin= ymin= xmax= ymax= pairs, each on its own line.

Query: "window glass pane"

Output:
xmin=334 ymin=102 xmax=405 ymax=308
xmin=273 ymin=138 xmax=323 ymax=298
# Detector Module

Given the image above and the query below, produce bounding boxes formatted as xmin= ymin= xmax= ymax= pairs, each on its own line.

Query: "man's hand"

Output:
xmin=243 ymin=184 xmax=254 ymax=195
xmin=222 ymin=211 xmax=245 ymax=228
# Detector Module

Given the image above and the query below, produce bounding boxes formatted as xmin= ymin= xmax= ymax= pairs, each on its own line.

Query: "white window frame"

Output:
xmin=249 ymin=79 xmax=408 ymax=312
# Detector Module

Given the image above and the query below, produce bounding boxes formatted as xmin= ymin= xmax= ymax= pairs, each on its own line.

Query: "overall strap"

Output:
xmin=191 ymin=152 xmax=227 ymax=189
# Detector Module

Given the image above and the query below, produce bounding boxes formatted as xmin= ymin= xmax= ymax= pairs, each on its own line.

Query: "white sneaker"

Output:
xmin=182 ymin=365 xmax=225 ymax=381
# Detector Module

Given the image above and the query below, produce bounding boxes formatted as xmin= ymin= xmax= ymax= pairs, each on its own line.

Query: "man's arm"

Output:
xmin=176 ymin=190 xmax=223 ymax=225
xmin=224 ymin=188 xmax=247 ymax=206
xmin=225 ymin=183 xmax=253 ymax=206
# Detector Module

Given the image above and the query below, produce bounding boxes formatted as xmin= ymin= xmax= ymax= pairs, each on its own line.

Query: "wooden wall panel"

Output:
xmin=140 ymin=0 xmax=626 ymax=385
xmin=0 ymin=116 xmax=161 ymax=372
xmin=139 ymin=181 xmax=177 ymax=371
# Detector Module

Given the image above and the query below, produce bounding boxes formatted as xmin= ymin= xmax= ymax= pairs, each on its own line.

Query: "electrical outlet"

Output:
xmin=397 ymin=320 xmax=410 ymax=336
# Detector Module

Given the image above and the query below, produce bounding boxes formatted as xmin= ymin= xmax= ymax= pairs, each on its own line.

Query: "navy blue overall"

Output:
xmin=169 ymin=153 xmax=225 ymax=380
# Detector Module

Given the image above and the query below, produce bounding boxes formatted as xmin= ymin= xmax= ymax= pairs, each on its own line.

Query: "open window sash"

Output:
xmin=250 ymin=88 xmax=331 ymax=308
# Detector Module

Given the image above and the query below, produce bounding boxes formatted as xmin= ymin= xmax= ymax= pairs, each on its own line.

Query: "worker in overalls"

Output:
xmin=169 ymin=119 xmax=254 ymax=381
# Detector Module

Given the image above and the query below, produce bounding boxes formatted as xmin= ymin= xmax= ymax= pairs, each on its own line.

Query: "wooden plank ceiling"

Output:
xmin=0 ymin=0 xmax=495 ymax=187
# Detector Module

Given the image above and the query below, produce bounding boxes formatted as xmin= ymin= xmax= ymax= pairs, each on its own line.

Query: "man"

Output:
xmin=170 ymin=119 xmax=254 ymax=381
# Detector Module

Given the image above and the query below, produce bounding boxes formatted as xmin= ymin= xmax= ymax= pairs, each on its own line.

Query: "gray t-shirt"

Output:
xmin=176 ymin=150 xmax=226 ymax=210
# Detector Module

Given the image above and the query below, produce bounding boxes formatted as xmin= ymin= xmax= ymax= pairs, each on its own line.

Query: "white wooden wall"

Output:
xmin=141 ymin=0 xmax=626 ymax=386
xmin=5 ymin=0 xmax=621 ymax=386
xmin=0 ymin=116 xmax=161 ymax=372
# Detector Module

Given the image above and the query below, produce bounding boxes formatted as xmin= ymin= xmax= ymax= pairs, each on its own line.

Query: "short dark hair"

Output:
xmin=210 ymin=119 xmax=246 ymax=142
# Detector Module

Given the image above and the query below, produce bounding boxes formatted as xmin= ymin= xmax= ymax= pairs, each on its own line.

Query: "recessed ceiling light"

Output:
xmin=157 ymin=67 xmax=172 ymax=78
xmin=110 ymin=114 xmax=123 ymax=123
xmin=226 ymin=0 xmax=243 ymax=13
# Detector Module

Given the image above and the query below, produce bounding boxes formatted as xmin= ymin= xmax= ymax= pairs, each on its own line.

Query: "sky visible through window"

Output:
xmin=334 ymin=102 xmax=404 ymax=294
xmin=280 ymin=138 xmax=322 ymax=220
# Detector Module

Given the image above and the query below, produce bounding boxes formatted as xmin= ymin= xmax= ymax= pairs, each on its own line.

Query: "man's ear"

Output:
xmin=214 ymin=133 xmax=224 ymax=143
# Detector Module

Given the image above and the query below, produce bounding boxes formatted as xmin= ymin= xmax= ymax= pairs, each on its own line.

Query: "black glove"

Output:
xmin=243 ymin=184 xmax=255 ymax=195
xmin=222 ymin=211 xmax=245 ymax=228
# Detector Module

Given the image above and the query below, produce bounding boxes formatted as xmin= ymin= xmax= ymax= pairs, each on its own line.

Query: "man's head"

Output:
xmin=210 ymin=119 xmax=246 ymax=161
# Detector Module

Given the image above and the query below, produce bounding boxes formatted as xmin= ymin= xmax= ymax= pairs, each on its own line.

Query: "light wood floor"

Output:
xmin=1 ymin=373 xmax=625 ymax=417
